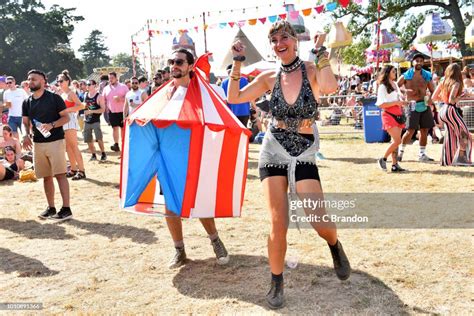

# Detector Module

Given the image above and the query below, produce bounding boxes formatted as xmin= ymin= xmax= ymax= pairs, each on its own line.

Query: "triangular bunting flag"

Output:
xmin=302 ymin=8 xmax=312 ymax=16
xmin=338 ymin=0 xmax=351 ymax=8
xmin=289 ymin=11 xmax=299 ymax=19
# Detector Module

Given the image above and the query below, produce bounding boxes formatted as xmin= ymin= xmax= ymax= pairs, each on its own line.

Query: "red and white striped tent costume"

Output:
xmin=120 ymin=54 xmax=250 ymax=218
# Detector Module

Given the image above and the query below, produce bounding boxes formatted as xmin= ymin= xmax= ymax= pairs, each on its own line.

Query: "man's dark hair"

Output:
xmin=27 ymin=69 xmax=47 ymax=81
xmin=138 ymin=76 xmax=147 ymax=83
xmin=100 ymin=74 xmax=109 ymax=81
xmin=172 ymin=48 xmax=194 ymax=65
xmin=130 ymin=76 xmax=138 ymax=81
xmin=108 ymin=71 xmax=117 ymax=78
xmin=6 ymin=76 xmax=15 ymax=82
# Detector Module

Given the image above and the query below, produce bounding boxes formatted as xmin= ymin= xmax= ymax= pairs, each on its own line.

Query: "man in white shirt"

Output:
xmin=4 ymin=76 xmax=28 ymax=138
xmin=124 ymin=77 xmax=147 ymax=118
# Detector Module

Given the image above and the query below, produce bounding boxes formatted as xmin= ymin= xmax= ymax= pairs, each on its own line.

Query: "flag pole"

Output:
xmin=203 ymin=12 xmax=208 ymax=53
xmin=375 ymin=0 xmax=381 ymax=75
xmin=131 ymin=35 xmax=136 ymax=77
xmin=147 ymin=19 xmax=154 ymax=77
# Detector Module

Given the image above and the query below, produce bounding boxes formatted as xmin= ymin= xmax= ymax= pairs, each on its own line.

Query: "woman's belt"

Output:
xmin=272 ymin=118 xmax=315 ymax=130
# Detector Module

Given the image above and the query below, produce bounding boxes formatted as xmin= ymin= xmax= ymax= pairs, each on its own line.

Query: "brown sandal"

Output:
xmin=72 ymin=170 xmax=86 ymax=181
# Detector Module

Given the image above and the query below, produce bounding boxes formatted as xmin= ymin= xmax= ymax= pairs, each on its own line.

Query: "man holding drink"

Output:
xmin=102 ymin=72 xmax=129 ymax=153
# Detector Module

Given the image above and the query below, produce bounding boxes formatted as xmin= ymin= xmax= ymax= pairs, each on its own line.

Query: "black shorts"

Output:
xmin=3 ymin=163 xmax=17 ymax=181
xmin=259 ymin=163 xmax=320 ymax=182
xmin=237 ymin=115 xmax=249 ymax=127
xmin=406 ymin=108 xmax=434 ymax=130
xmin=3 ymin=167 xmax=15 ymax=181
xmin=109 ymin=112 xmax=123 ymax=128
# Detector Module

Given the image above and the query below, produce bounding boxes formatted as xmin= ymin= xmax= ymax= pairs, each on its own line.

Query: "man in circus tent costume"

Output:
xmin=161 ymin=49 xmax=229 ymax=268
xmin=120 ymin=48 xmax=250 ymax=269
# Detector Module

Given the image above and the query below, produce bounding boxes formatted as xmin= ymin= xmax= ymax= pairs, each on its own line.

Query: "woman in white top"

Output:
xmin=376 ymin=65 xmax=409 ymax=172
xmin=57 ymin=70 xmax=86 ymax=180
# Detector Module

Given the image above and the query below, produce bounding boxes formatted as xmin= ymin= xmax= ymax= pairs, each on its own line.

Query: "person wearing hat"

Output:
xmin=221 ymin=64 xmax=251 ymax=127
xmin=397 ymin=52 xmax=436 ymax=163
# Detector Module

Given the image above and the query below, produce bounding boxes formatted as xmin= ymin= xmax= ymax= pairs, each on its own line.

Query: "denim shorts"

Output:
xmin=8 ymin=116 xmax=22 ymax=133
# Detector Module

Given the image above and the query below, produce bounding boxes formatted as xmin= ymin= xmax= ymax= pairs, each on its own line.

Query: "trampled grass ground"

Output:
xmin=1 ymin=125 xmax=473 ymax=314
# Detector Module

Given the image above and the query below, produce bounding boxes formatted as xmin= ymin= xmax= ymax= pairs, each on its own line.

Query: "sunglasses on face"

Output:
xmin=57 ymin=80 xmax=64 ymax=83
xmin=168 ymin=58 xmax=186 ymax=66
xmin=86 ymin=83 xmax=95 ymax=86
xmin=6 ymin=82 xmax=13 ymax=85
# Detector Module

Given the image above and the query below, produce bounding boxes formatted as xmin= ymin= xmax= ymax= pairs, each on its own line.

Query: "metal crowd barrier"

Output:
xmin=458 ymin=100 xmax=474 ymax=132
xmin=316 ymin=95 xmax=370 ymax=134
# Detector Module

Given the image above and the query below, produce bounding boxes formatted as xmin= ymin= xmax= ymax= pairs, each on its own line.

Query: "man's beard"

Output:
xmin=415 ymin=64 xmax=422 ymax=70
xmin=171 ymin=69 xmax=188 ymax=79
xmin=30 ymin=85 xmax=41 ymax=91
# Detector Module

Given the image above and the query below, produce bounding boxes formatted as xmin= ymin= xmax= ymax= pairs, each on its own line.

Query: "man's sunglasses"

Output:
xmin=168 ymin=58 xmax=187 ymax=66
xmin=131 ymin=82 xmax=139 ymax=85
xmin=57 ymin=80 xmax=64 ymax=83
xmin=6 ymin=82 xmax=13 ymax=85
xmin=86 ymin=83 xmax=95 ymax=86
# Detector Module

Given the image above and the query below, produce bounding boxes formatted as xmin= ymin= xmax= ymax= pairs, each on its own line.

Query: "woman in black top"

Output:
xmin=227 ymin=21 xmax=351 ymax=309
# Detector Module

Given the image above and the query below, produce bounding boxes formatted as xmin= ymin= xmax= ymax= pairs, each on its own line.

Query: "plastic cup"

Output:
xmin=286 ymin=249 xmax=299 ymax=269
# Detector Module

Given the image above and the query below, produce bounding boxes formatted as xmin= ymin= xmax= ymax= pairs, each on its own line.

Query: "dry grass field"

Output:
xmin=0 ymin=124 xmax=473 ymax=314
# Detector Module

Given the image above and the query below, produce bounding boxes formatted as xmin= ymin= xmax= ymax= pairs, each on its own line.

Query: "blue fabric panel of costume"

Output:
xmin=156 ymin=123 xmax=191 ymax=216
xmin=124 ymin=123 xmax=160 ymax=207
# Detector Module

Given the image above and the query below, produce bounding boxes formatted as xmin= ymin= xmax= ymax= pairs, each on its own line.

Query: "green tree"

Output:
xmin=340 ymin=37 xmax=371 ymax=67
xmin=332 ymin=0 xmax=472 ymax=57
xmin=111 ymin=53 xmax=146 ymax=79
xmin=0 ymin=1 xmax=84 ymax=80
xmin=79 ymin=30 xmax=110 ymax=75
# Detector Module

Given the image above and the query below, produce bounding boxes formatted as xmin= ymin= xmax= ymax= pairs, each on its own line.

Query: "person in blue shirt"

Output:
xmin=221 ymin=64 xmax=251 ymax=127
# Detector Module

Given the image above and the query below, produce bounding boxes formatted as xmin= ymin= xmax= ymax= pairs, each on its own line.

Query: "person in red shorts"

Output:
xmin=376 ymin=65 xmax=409 ymax=172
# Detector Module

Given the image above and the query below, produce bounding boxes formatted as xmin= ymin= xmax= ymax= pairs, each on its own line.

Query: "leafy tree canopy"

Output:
xmin=79 ymin=30 xmax=110 ymax=75
xmin=331 ymin=0 xmax=472 ymax=64
xmin=111 ymin=53 xmax=146 ymax=79
xmin=0 ymin=0 xmax=84 ymax=81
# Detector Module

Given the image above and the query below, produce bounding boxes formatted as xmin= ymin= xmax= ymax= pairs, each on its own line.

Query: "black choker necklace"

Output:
xmin=281 ymin=56 xmax=303 ymax=73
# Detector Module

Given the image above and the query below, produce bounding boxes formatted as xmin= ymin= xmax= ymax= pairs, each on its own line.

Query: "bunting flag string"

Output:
xmin=133 ymin=0 xmax=358 ymax=39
